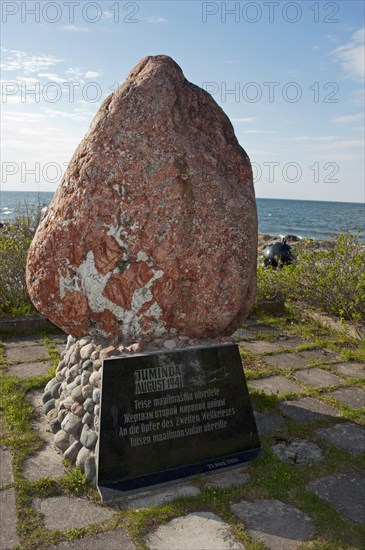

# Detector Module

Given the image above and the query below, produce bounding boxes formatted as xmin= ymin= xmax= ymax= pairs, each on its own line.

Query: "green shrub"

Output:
xmin=0 ymin=200 xmax=43 ymax=316
xmin=257 ymin=232 xmax=365 ymax=325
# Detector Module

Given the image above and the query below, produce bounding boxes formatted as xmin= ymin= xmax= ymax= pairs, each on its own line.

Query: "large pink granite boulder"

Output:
xmin=26 ymin=55 xmax=257 ymax=341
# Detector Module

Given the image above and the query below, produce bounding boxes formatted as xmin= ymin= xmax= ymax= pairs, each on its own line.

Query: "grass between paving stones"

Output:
xmin=247 ymin=330 xmax=278 ymax=342
xmin=249 ymin=391 xmax=282 ymax=411
xmin=340 ymin=338 xmax=365 ymax=365
xmin=112 ymin=491 xmax=264 ymax=550
xmin=117 ymin=424 xmax=365 ymax=549
xmin=1 ymin=309 xmax=364 ymax=549
xmin=289 ymin=315 xmax=360 ymax=354
xmin=238 ymin=310 xmax=365 ymax=548
xmin=0 ymin=339 xmax=99 ymax=549
xmin=319 ymin=394 xmax=365 ymax=425
xmin=241 ymin=444 xmax=365 ymax=549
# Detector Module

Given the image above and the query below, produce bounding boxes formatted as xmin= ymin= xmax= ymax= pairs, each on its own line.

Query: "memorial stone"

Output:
xmin=25 ymin=55 xmax=259 ymax=493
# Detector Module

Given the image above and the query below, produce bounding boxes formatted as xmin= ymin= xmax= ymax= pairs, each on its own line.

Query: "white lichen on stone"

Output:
xmin=106 ymin=224 xmax=128 ymax=250
xmin=145 ymin=302 xmax=163 ymax=319
xmin=59 ymin=250 xmax=166 ymax=338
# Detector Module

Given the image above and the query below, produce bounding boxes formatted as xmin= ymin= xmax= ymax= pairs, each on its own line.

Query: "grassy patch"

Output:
xmin=250 ymin=391 xmax=282 ymax=410
xmin=61 ymin=465 xmax=95 ymax=497
xmin=341 ymin=339 xmax=365 ymax=363
xmin=1 ymin=309 xmax=364 ymax=549
xmin=0 ymin=199 xmax=43 ymax=317
xmin=242 ymin=448 xmax=365 ymax=548
xmin=257 ymin=232 xmax=365 ymax=327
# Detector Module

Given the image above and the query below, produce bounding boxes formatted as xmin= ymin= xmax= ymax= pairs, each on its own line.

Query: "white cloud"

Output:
xmin=287 ymin=135 xmax=364 ymax=162
xmin=1 ymin=111 xmax=46 ymax=122
xmin=0 ymin=48 xmax=63 ymax=74
xmin=291 ymin=136 xmax=342 ymax=142
xmin=37 ymin=72 xmax=66 ymax=83
xmin=65 ymin=67 xmax=84 ymax=84
xmin=102 ymin=10 xmax=113 ymax=19
xmin=15 ymin=76 xmax=38 ymax=85
xmin=327 ymin=138 xmax=364 ymax=150
xmin=332 ymin=113 xmax=364 ymax=124
xmin=244 ymin=130 xmax=276 ymax=134
xmin=1 ymin=110 xmax=86 ymax=181
xmin=231 ymin=117 xmax=256 ymax=123
xmin=145 ymin=16 xmax=167 ymax=23
xmin=85 ymin=71 xmax=101 ymax=79
xmin=331 ymin=28 xmax=365 ymax=81
xmin=324 ymin=34 xmax=338 ymax=43
xmin=248 ymin=149 xmax=277 ymax=156
xmin=44 ymin=108 xmax=89 ymax=121
xmin=0 ymin=96 xmax=25 ymax=105
xmin=100 ymin=28 xmax=118 ymax=33
xmin=62 ymin=25 xmax=91 ymax=32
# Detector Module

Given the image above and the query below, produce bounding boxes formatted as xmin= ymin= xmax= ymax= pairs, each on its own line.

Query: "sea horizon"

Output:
xmin=1 ymin=190 xmax=364 ymax=242
xmin=1 ymin=189 xmax=363 ymax=206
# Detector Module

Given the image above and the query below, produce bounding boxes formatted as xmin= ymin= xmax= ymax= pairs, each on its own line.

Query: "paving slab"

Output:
xmin=0 ymin=488 xmax=20 ymax=549
xmin=46 ymin=529 xmax=136 ymax=549
xmin=26 ymin=389 xmax=43 ymax=409
xmin=23 ymin=445 xmax=66 ymax=481
xmin=231 ymin=499 xmax=314 ymax=549
xmin=240 ymin=340 xmax=283 ymax=354
xmin=33 ymin=496 xmax=114 ymax=531
xmin=250 ymin=376 xmax=301 ymax=395
xmin=279 ymin=397 xmax=339 ymax=423
xmin=328 ymin=387 xmax=365 ymax=409
xmin=298 ymin=349 xmax=339 ymax=363
xmin=47 ymin=335 xmax=67 ymax=345
xmin=145 ymin=511 xmax=244 ymax=550
xmin=307 ymin=472 xmax=365 ymax=524
xmin=293 ymin=367 xmax=341 ymax=387
xmin=253 ymin=411 xmax=286 ymax=437
xmin=231 ymin=328 xmax=256 ymax=341
xmin=331 ymin=362 xmax=365 ymax=379
xmin=316 ymin=422 xmax=365 ymax=455
xmin=4 ymin=336 xmax=44 ymax=347
xmin=122 ymin=484 xmax=200 ymax=510
xmin=0 ymin=448 xmax=14 ymax=486
xmin=246 ymin=324 xmax=279 ymax=335
xmin=4 ymin=344 xmax=49 ymax=362
xmin=205 ymin=468 xmax=250 ymax=488
xmin=263 ymin=353 xmax=310 ymax=369
xmin=276 ymin=336 xmax=308 ymax=349
xmin=7 ymin=360 xmax=52 ymax=379
xmin=272 ymin=438 xmax=323 ymax=464
xmin=26 ymin=389 xmax=54 ymax=444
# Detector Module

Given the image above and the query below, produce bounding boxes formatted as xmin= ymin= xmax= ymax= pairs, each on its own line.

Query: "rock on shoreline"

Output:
xmin=258 ymin=233 xmax=336 ymax=253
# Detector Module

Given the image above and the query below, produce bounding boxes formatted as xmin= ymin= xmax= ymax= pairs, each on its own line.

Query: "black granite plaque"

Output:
xmin=97 ymin=344 xmax=261 ymax=500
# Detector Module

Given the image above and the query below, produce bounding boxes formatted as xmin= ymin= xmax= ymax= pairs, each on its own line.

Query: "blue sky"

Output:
xmin=1 ymin=0 xmax=364 ymax=202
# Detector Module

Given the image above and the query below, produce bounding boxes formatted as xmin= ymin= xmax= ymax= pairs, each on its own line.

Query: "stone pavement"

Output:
xmin=1 ymin=326 xmax=364 ymax=550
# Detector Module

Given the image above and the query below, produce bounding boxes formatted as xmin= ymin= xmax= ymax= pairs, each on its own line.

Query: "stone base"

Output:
xmin=44 ymin=334 xmax=228 ymax=483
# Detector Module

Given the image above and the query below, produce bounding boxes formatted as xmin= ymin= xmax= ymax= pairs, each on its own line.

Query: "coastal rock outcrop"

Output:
xmin=26 ymin=55 xmax=257 ymax=341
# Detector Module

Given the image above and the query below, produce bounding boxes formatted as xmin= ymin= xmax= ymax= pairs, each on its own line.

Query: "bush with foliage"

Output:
xmin=257 ymin=232 xmax=365 ymax=325
xmin=0 ymin=200 xmax=43 ymax=316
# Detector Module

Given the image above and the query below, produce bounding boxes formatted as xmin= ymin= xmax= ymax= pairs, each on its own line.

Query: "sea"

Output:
xmin=0 ymin=190 xmax=364 ymax=242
